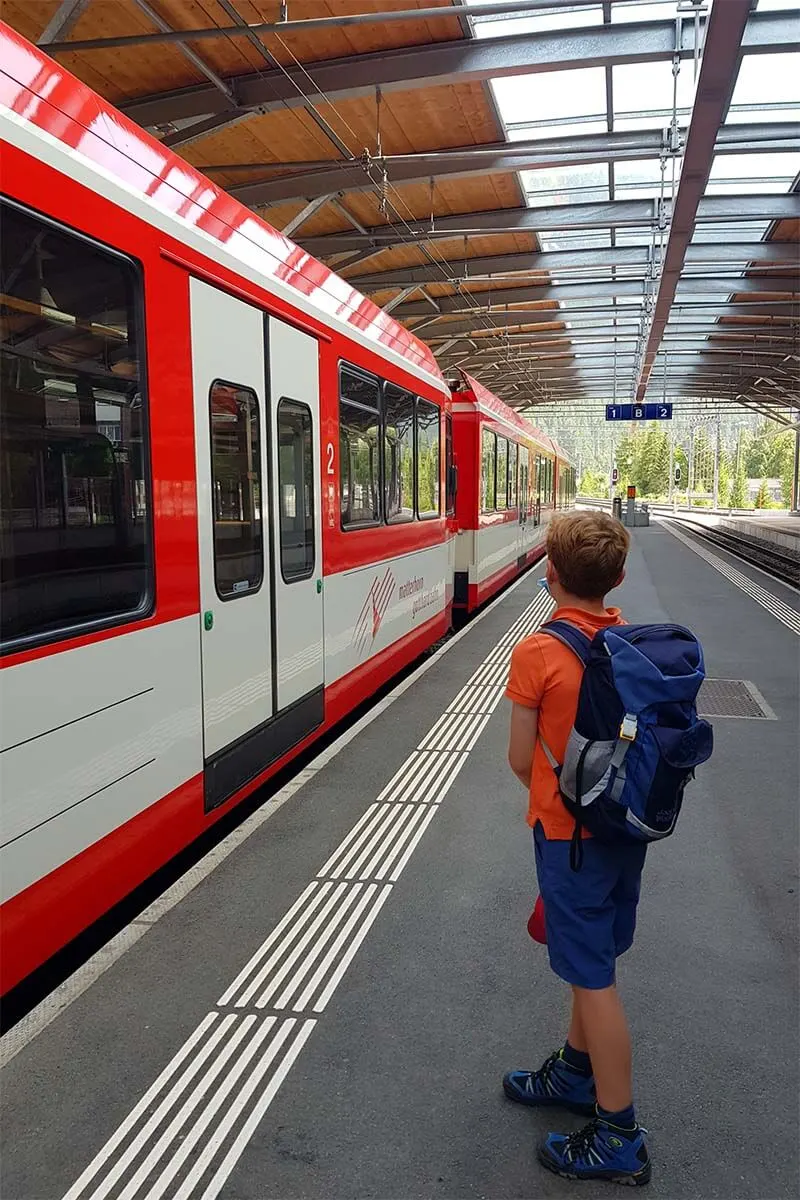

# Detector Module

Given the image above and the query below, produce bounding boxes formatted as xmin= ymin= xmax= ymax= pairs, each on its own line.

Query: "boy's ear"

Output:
xmin=613 ymin=569 xmax=626 ymax=588
xmin=546 ymin=560 xmax=558 ymax=586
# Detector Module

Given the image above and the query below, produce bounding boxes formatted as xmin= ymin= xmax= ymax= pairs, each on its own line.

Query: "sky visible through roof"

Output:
xmin=473 ymin=0 xmax=799 ymax=256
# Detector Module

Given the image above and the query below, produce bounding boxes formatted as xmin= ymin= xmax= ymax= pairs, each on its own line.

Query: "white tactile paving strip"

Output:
xmin=59 ymin=587 xmax=555 ymax=1200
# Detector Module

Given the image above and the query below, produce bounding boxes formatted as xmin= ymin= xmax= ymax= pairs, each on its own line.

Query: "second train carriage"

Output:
xmin=449 ymin=373 xmax=576 ymax=613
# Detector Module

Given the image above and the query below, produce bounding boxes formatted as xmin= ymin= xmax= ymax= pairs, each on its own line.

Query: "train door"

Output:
xmin=190 ymin=282 xmax=323 ymax=811
xmin=191 ymin=279 xmax=272 ymax=769
xmin=518 ymin=444 xmax=529 ymax=556
xmin=266 ymin=316 xmax=324 ymax=712
xmin=533 ymin=454 xmax=542 ymax=526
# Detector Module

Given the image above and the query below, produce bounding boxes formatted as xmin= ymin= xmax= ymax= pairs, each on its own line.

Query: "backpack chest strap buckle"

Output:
xmin=619 ymin=713 xmax=638 ymax=741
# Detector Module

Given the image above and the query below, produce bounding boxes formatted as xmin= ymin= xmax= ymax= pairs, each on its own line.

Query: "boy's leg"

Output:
xmin=571 ymin=984 xmax=632 ymax=1112
xmin=525 ymin=835 xmax=650 ymax=1184
xmin=566 ymin=996 xmax=588 ymax=1054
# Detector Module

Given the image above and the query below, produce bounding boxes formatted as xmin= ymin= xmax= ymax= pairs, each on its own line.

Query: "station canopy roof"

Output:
xmin=10 ymin=0 xmax=800 ymax=423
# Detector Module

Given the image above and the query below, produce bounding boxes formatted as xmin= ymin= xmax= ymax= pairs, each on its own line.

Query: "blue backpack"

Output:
xmin=539 ymin=621 xmax=714 ymax=869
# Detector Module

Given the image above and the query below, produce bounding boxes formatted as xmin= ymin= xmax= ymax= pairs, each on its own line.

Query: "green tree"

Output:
xmin=764 ymin=429 xmax=796 ymax=508
xmin=579 ymin=468 xmax=608 ymax=498
xmin=754 ymin=478 xmax=771 ymax=509
xmin=691 ymin=426 xmax=712 ymax=495
xmin=745 ymin=425 xmax=771 ymax=478
xmin=717 ymin=448 xmax=732 ymax=507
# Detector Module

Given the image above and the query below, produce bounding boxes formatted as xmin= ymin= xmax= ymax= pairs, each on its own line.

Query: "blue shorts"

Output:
xmin=533 ymin=823 xmax=647 ymax=990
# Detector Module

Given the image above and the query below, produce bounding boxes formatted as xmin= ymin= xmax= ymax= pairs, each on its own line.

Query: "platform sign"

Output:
xmin=605 ymin=403 xmax=673 ymax=421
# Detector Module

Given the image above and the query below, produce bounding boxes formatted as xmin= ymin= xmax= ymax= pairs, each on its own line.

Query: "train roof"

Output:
xmin=0 ymin=23 xmax=445 ymax=395
xmin=454 ymin=372 xmax=573 ymax=465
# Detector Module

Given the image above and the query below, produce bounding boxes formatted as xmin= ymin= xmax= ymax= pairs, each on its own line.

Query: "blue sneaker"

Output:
xmin=538 ymin=1115 xmax=651 ymax=1186
xmin=503 ymin=1050 xmax=596 ymax=1115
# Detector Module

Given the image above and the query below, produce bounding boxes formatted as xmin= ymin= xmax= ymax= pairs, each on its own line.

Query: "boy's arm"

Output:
xmin=505 ymin=636 xmax=547 ymax=792
xmin=508 ymin=702 xmax=538 ymax=790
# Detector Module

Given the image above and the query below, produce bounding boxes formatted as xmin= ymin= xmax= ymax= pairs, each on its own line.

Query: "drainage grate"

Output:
xmin=698 ymin=679 xmax=777 ymax=720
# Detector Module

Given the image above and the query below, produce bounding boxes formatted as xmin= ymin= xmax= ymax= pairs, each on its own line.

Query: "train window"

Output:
xmin=277 ymin=399 xmax=315 ymax=582
xmin=383 ymin=383 xmax=414 ymax=523
xmin=209 ymin=382 xmax=263 ymax=600
xmin=415 ymin=398 xmax=440 ymax=518
xmin=481 ymin=429 xmax=496 ymax=512
xmin=508 ymin=442 xmax=518 ymax=509
xmin=445 ymin=413 xmax=456 ymax=516
xmin=519 ymin=446 xmax=529 ymax=517
xmin=0 ymin=199 xmax=152 ymax=649
xmin=340 ymin=365 xmax=380 ymax=528
xmin=495 ymin=438 xmax=508 ymax=511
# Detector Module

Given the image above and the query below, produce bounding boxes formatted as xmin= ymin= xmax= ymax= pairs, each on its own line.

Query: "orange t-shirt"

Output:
xmin=505 ymin=605 xmax=625 ymax=839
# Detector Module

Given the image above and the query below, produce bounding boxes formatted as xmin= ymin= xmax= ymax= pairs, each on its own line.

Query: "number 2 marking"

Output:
xmin=660 ymin=406 xmax=668 ymax=418
xmin=326 ymin=441 xmax=335 ymax=474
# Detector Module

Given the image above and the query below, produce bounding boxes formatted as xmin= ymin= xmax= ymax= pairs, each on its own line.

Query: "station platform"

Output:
xmin=718 ymin=512 xmax=800 ymax=553
xmin=1 ymin=524 xmax=798 ymax=1200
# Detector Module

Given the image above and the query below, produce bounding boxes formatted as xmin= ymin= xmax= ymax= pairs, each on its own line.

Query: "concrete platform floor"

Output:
xmin=1 ymin=524 xmax=798 ymax=1200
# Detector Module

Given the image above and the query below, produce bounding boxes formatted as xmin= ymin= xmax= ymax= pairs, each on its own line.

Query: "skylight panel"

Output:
xmin=613 ymin=226 xmax=656 ymax=245
xmin=705 ymin=152 xmax=800 ymax=194
xmin=612 ymin=0 xmax=680 ymax=21
xmin=727 ymin=53 xmax=800 ymax=124
xmin=491 ymin=66 xmax=607 ymax=131
xmin=473 ymin=4 xmax=603 ymax=38
xmin=507 ymin=118 xmax=608 ymax=140
xmin=538 ymin=232 xmax=613 ymax=251
xmin=524 ymin=163 xmax=610 ymax=206
xmin=691 ymin=221 xmax=772 ymax=242
xmin=613 ymin=61 xmax=698 ymax=131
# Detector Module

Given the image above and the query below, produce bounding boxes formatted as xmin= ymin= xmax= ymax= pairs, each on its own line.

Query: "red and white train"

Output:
xmin=0 ymin=25 xmax=574 ymax=994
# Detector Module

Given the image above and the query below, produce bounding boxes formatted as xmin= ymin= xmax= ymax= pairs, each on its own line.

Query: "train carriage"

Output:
xmin=449 ymin=372 xmax=576 ymax=613
xmin=0 ymin=25 xmax=573 ymax=996
xmin=0 ymin=24 xmax=455 ymax=995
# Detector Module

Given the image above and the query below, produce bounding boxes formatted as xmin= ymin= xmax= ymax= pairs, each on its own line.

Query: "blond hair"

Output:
xmin=546 ymin=511 xmax=630 ymax=599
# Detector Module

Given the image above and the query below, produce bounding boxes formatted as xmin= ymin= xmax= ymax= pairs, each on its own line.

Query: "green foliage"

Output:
xmin=729 ymin=451 xmax=748 ymax=509
xmin=754 ymin=478 xmax=772 ymax=509
xmin=579 ymin=468 xmax=608 ymax=497
xmin=743 ymin=423 xmax=796 ymax=506
xmin=717 ymin=448 xmax=732 ymax=507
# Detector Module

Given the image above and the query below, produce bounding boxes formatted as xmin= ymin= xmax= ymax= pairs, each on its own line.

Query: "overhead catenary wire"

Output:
xmin=250 ymin=28 xmax=557 ymax=405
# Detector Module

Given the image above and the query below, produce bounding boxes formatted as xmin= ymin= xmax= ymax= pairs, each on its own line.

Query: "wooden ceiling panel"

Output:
xmin=162 ymin=0 xmax=468 ymax=73
xmin=17 ymin=1 xmax=466 ymax=108
xmin=186 ymin=80 xmax=505 ymax=183
xmin=770 ymin=218 xmax=799 ymax=243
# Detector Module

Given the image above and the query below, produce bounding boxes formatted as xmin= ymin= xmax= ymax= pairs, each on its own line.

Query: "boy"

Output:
xmin=504 ymin=510 xmax=651 ymax=1187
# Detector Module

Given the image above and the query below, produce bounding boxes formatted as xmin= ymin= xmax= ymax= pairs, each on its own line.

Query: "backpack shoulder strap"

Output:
xmin=539 ymin=620 xmax=592 ymax=667
xmin=536 ymin=621 xmax=593 ymax=774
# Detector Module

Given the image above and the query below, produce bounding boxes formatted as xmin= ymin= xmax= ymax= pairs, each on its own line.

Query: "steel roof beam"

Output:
xmin=634 ymin=0 xmax=753 ymax=401
xmin=115 ymin=10 xmax=796 ymax=130
xmin=430 ymin=321 xmax=798 ymax=343
xmin=229 ymin=122 xmax=799 ymax=206
xmin=37 ymin=0 xmax=90 ymax=45
xmin=299 ymin=195 xmax=799 ymax=255
xmin=351 ymin=240 xmax=800 ymax=289
xmin=436 ymin=325 xmax=799 ymax=346
xmin=413 ymin=304 xmax=799 ymax=338
xmin=448 ymin=340 xmax=795 ymax=361
xmin=391 ymin=275 xmax=800 ymax=318
xmin=46 ymin=2 xmax=638 ymax=51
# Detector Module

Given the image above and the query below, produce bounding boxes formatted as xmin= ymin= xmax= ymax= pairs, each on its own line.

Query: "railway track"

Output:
xmin=662 ymin=515 xmax=799 ymax=590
